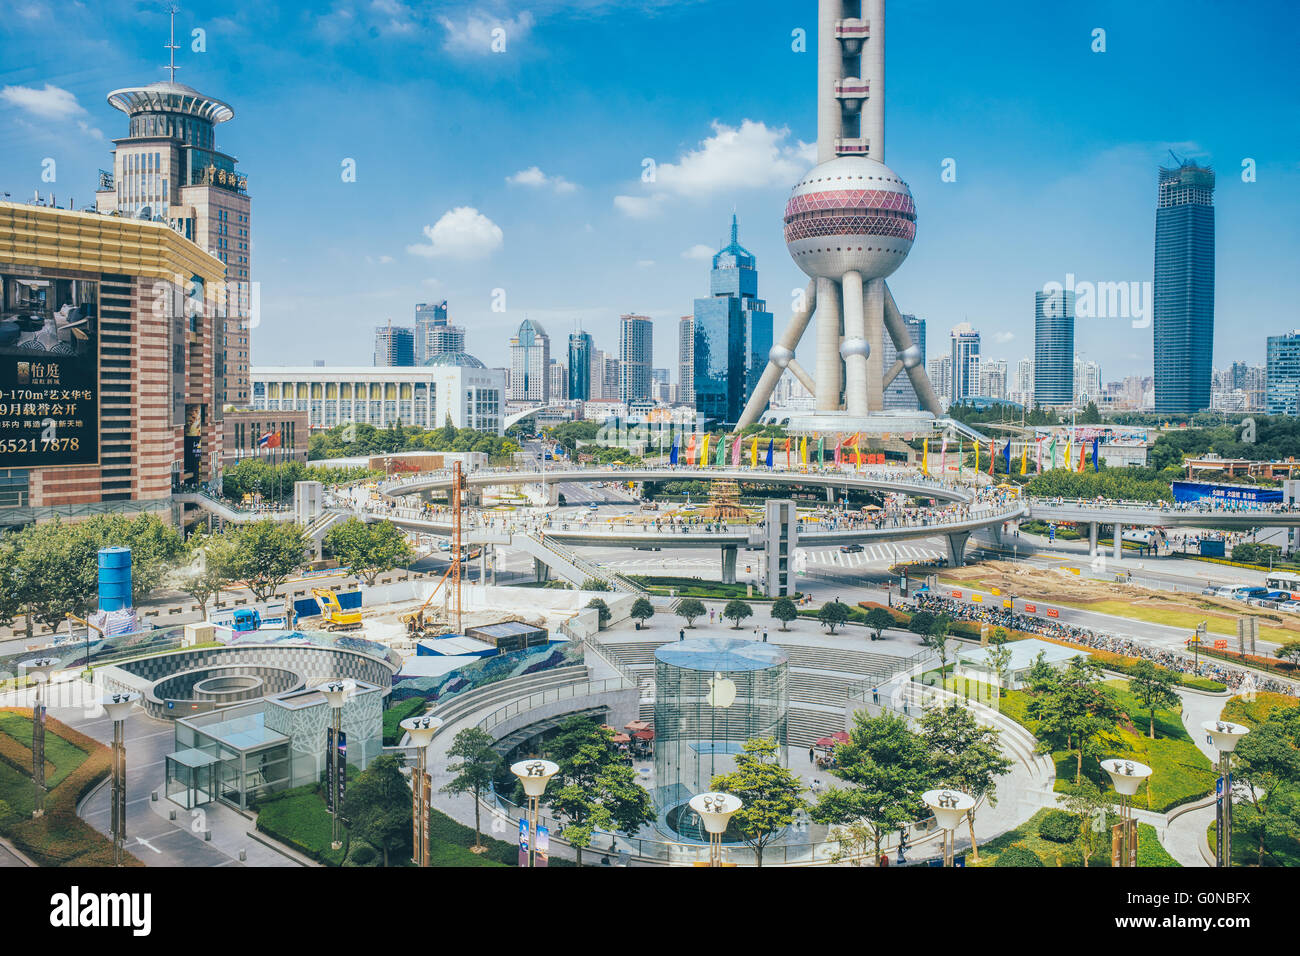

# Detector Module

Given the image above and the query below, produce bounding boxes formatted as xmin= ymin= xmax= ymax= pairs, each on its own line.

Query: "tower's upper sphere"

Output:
xmin=784 ymin=156 xmax=916 ymax=280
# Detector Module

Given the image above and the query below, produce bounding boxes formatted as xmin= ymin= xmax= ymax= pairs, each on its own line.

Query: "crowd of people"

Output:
xmin=912 ymin=593 xmax=1298 ymax=697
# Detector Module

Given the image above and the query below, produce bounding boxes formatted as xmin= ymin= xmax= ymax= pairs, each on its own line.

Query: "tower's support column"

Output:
xmin=841 ymin=271 xmax=869 ymax=417
xmin=721 ymin=545 xmax=738 ymax=585
xmin=817 ymin=0 xmax=843 ymax=162
xmin=946 ymin=531 xmax=970 ymax=569
xmin=816 ymin=277 xmax=843 ymax=411
xmin=865 ymin=278 xmax=886 ymax=412
xmin=882 ymin=283 xmax=944 ymax=415
xmin=826 ymin=487 xmax=835 ymax=503
xmin=1114 ymin=525 xmax=1124 ymax=562
xmin=736 ymin=281 xmax=818 ymax=430
xmin=862 ymin=0 xmax=886 ymax=161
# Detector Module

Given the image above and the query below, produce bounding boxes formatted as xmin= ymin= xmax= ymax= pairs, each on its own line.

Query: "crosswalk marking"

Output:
xmin=805 ymin=543 xmax=941 ymax=566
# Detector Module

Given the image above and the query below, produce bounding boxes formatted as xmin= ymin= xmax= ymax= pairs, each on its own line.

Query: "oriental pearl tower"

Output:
xmin=736 ymin=0 xmax=944 ymax=431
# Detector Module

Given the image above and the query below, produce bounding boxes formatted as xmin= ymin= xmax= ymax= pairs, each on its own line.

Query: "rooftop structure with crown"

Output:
xmin=95 ymin=9 xmax=253 ymax=409
xmin=737 ymin=0 xmax=944 ymax=436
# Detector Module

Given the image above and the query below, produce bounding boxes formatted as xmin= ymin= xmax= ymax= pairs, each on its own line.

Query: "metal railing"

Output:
xmin=845 ymin=649 xmax=931 ymax=704
xmin=475 ymin=676 xmax=636 ymax=736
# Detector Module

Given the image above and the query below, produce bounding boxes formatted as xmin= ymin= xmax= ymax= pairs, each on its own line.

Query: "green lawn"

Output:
xmin=382 ymin=698 xmax=428 ymax=747
xmin=253 ymin=778 xmax=568 ymax=866
xmin=1205 ymin=819 xmax=1300 ymax=868
xmin=938 ymin=676 xmax=1215 ymax=812
xmin=972 ymin=808 xmax=1179 ymax=866
xmin=0 ymin=712 xmax=89 ymax=812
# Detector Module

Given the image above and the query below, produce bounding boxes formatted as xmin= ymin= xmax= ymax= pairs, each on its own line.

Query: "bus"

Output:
xmin=1265 ymin=572 xmax=1300 ymax=600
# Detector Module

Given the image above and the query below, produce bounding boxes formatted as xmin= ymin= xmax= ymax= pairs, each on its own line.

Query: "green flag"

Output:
xmin=715 ymin=434 xmax=725 ymax=467
xmin=816 ymin=435 xmax=824 ymax=468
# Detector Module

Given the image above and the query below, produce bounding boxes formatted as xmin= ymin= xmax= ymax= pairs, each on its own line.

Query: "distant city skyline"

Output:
xmin=1 ymin=1 xmax=1295 ymax=383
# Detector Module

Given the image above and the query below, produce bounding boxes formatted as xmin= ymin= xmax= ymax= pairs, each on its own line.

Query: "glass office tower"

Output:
xmin=568 ymin=330 xmax=593 ymax=401
xmin=1034 ymin=289 xmax=1076 ymax=406
xmin=692 ymin=216 xmax=773 ymax=427
xmin=1153 ymin=162 xmax=1215 ymax=414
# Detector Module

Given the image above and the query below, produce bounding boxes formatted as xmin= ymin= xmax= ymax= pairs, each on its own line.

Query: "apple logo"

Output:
xmin=706 ymin=672 xmax=737 ymax=709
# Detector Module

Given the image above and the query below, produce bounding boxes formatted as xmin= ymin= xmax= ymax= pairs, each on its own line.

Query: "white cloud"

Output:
xmin=0 ymin=83 xmax=84 ymax=120
xmin=438 ymin=11 xmax=534 ymax=55
xmin=993 ymin=331 xmax=1016 ymax=344
xmin=656 ymin=120 xmax=812 ymax=197
xmin=636 ymin=259 xmax=655 ymax=269
xmin=407 ymin=207 xmax=503 ymax=260
xmin=613 ymin=193 xmax=668 ymax=219
xmin=615 ymin=120 xmax=813 ymax=216
xmin=365 ymin=254 xmax=394 ymax=265
xmin=681 ymin=244 xmax=714 ymax=260
xmin=507 ymin=166 xmax=577 ymax=193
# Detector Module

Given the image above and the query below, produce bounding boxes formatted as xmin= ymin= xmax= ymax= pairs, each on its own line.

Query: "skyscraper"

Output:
xmin=374 ymin=322 xmax=415 ymax=366
xmin=568 ymin=330 xmax=593 ymax=401
xmin=678 ymin=316 xmax=695 ymax=406
xmin=549 ymin=360 xmax=568 ymax=401
xmin=981 ymin=360 xmax=1008 ymax=401
xmin=928 ymin=356 xmax=952 ymax=403
xmin=1015 ymin=357 xmax=1035 ymax=404
xmin=95 ymin=36 xmax=252 ymax=408
xmin=881 ymin=315 xmax=926 ymax=410
xmin=1267 ymin=331 xmax=1300 ymax=415
xmin=619 ymin=314 xmax=653 ymax=404
xmin=1074 ymin=359 xmax=1102 ymax=406
xmin=950 ymin=323 xmax=981 ymax=403
xmin=509 ymin=318 xmax=550 ymax=401
xmin=692 ymin=217 xmax=774 ymax=426
xmin=1034 ymin=289 xmax=1076 ymax=406
xmin=414 ymin=301 xmax=449 ymax=363
xmin=1153 ymin=161 xmax=1215 ymax=414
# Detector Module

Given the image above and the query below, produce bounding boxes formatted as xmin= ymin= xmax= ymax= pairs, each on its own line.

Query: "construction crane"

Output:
xmin=311 ymin=588 xmax=363 ymax=631
xmin=401 ymin=562 xmax=454 ymax=638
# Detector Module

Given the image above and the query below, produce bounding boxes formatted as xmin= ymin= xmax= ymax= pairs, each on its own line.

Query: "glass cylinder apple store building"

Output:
xmin=653 ymin=637 xmax=789 ymax=835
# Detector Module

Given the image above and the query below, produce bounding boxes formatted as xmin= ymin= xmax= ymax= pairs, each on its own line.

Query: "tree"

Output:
xmin=629 ymin=597 xmax=655 ymax=629
xmin=440 ymin=727 xmax=503 ymax=851
xmin=1126 ymin=660 xmax=1182 ymax=739
xmin=770 ymin=597 xmax=798 ymax=631
xmin=676 ymin=598 xmax=706 ymax=628
xmin=1056 ymin=782 xmax=1114 ymax=867
xmin=227 ymin=520 xmax=308 ymax=602
xmin=907 ymin=610 xmax=936 ymax=640
xmin=7 ymin=519 xmax=99 ymax=632
xmin=1026 ymin=657 xmax=1121 ymax=784
xmin=722 ymin=600 xmax=753 ymax=629
xmin=818 ymin=601 xmax=850 ymax=634
xmin=1275 ymin=642 xmax=1300 ymax=668
xmin=170 ymin=531 xmax=239 ymax=618
xmin=582 ymin=578 xmax=612 ymax=592
xmin=984 ymin=641 xmax=1014 ymax=698
xmin=323 ymin=518 xmax=413 ymax=586
xmin=864 ymin=607 xmax=894 ymax=642
xmin=341 ymin=754 xmax=411 ymax=867
xmin=709 ymin=737 xmax=807 ymax=868
xmin=77 ymin=513 xmax=184 ymax=604
xmin=1231 ymin=717 xmax=1300 ymax=866
xmin=922 ymin=614 xmax=954 ymax=680
xmin=812 ymin=712 xmax=936 ymax=866
xmin=919 ymin=702 xmax=1013 ymax=862
xmin=545 ymin=716 xmax=655 ymax=865
xmin=585 ymin=598 xmax=610 ymax=629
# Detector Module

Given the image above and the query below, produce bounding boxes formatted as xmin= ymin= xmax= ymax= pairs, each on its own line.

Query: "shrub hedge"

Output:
xmin=994 ymin=843 xmax=1045 ymax=867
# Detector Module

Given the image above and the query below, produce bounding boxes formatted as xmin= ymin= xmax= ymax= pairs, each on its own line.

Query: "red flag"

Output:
xmin=784 ymin=437 xmax=791 ymax=469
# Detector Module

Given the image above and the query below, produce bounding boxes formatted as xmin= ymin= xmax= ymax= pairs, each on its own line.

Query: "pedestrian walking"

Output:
xmin=679 ymin=628 xmax=685 ymax=642
xmin=762 ymin=630 xmax=768 ymax=643
xmin=809 ymin=748 xmax=815 ymax=763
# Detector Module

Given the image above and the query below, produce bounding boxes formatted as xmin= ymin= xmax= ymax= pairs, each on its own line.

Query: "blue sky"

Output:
xmin=1 ymin=0 xmax=1297 ymax=382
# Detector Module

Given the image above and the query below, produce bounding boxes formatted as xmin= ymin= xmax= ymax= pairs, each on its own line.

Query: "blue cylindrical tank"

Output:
xmin=98 ymin=546 xmax=132 ymax=611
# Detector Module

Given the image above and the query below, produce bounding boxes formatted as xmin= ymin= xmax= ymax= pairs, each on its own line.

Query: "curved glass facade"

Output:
xmin=653 ymin=637 xmax=788 ymax=817
xmin=1034 ymin=289 xmax=1075 ymax=406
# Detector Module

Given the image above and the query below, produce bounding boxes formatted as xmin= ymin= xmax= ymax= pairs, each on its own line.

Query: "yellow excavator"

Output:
xmin=312 ymin=588 xmax=364 ymax=631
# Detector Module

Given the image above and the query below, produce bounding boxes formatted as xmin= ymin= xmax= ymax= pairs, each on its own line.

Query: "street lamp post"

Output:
xmin=511 ymin=759 xmax=558 ymax=867
xmin=401 ymin=714 xmax=443 ymax=867
xmin=320 ymin=681 xmax=350 ymax=851
xmin=922 ymin=788 xmax=975 ymax=867
xmin=1101 ymin=758 xmax=1152 ymax=867
xmin=1203 ymin=721 xmax=1249 ymax=867
xmin=688 ymin=791 xmax=742 ymax=867
xmin=20 ymin=658 xmax=57 ymax=817
xmin=101 ymin=691 xmax=140 ymax=867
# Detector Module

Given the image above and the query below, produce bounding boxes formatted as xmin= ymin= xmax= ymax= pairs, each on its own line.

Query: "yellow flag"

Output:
xmin=974 ymin=439 xmax=980 ymax=473
xmin=750 ymin=436 xmax=758 ymax=467
xmin=700 ymin=434 xmax=709 ymax=468
xmin=1065 ymin=437 xmax=1073 ymax=471
xmin=800 ymin=436 xmax=807 ymax=465
xmin=1020 ymin=441 xmax=1028 ymax=476
xmin=922 ymin=439 xmax=929 ymax=475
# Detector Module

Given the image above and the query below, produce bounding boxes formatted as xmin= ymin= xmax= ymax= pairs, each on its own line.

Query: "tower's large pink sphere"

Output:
xmin=784 ymin=156 xmax=916 ymax=280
